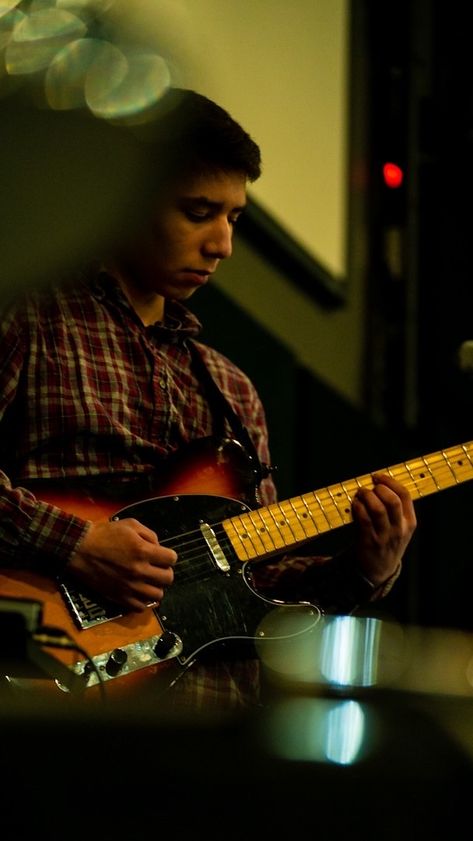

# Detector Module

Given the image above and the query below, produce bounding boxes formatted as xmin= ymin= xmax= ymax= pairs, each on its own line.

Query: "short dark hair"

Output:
xmin=143 ymin=88 xmax=262 ymax=184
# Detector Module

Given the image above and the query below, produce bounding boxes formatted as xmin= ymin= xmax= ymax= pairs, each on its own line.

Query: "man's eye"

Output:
xmin=186 ymin=210 xmax=208 ymax=221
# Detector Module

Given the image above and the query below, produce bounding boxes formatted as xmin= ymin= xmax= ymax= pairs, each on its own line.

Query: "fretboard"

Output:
xmin=223 ymin=440 xmax=473 ymax=561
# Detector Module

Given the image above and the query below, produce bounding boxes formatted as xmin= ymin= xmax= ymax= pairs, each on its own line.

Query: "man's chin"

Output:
xmin=170 ymin=280 xmax=207 ymax=300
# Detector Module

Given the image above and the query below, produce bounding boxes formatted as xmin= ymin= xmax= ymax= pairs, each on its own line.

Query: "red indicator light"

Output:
xmin=383 ymin=162 xmax=404 ymax=188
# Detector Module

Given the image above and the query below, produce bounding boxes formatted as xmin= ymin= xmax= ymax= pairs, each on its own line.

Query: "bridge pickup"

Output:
xmin=200 ymin=523 xmax=230 ymax=572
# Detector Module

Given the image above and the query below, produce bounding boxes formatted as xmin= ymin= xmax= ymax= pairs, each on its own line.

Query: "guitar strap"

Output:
xmin=187 ymin=339 xmax=273 ymax=485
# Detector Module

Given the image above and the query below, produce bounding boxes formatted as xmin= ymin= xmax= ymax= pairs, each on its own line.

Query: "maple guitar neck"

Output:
xmin=222 ymin=441 xmax=473 ymax=563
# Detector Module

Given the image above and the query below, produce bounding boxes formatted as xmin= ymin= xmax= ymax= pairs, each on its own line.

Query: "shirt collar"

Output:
xmin=84 ymin=265 xmax=203 ymax=342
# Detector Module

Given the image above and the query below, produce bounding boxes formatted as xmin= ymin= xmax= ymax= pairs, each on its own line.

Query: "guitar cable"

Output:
xmin=32 ymin=625 xmax=107 ymax=701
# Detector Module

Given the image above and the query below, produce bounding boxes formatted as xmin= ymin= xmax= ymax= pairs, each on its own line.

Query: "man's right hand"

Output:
xmin=66 ymin=518 xmax=177 ymax=611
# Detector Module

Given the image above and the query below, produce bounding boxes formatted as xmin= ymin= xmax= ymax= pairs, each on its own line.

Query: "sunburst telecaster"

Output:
xmin=1 ymin=436 xmax=472 ymax=696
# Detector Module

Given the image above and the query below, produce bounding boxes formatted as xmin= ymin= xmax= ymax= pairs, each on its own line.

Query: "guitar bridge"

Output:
xmin=200 ymin=523 xmax=230 ymax=572
xmin=59 ymin=579 xmax=122 ymax=630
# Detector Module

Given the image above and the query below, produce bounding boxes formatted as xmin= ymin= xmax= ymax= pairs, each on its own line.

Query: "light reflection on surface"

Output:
xmin=321 ymin=615 xmax=381 ymax=687
xmin=264 ymin=697 xmax=371 ymax=765
xmin=257 ymin=613 xmax=404 ymax=690
xmin=258 ymin=611 xmax=473 ymax=700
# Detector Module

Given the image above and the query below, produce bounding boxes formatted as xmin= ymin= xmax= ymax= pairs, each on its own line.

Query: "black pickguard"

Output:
xmin=112 ymin=493 xmax=321 ymax=664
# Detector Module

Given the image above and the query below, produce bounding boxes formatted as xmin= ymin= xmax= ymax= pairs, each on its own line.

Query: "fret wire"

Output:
xmin=462 ymin=443 xmax=473 ymax=469
xmin=450 ymin=447 xmax=473 ymax=479
xmin=291 ymin=497 xmax=316 ymax=537
xmin=337 ymin=481 xmax=354 ymax=519
xmin=331 ymin=484 xmax=352 ymax=522
xmin=327 ymin=487 xmax=343 ymax=523
xmin=265 ymin=503 xmax=293 ymax=546
xmin=223 ymin=442 xmax=473 ymax=563
xmin=446 ymin=447 xmax=473 ymax=481
xmin=277 ymin=501 xmax=300 ymax=543
xmin=402 ymin=461 xmax=419 ymax=495
xmin=245 ymin=510 xmax=270 ymax=553
xmin=251 ymin=507 xmax=278 ymax=551
xmin=299 ymin=494 xmax=320 ymax=536
xmin=318 ymin=489 xmax=343 ymax=526
xmin=265 ymin=501 xmax=304 ymax=548
xmin=340 ymin=480 xmax=354 ymax=504
xmin=287 ymin=497 xmax=311 ymax=541
xmin=313 ymin=492 xmax=332 ymax=530
xmin=422 ymin=455 xmax=440 ymax=490
xmin=441 ymin=450 xmax=457 ymax=482
xmin=227 ymin=513 xmax=256 ymax=559
xmin=401 ymin=464 xmax=453 ymax=491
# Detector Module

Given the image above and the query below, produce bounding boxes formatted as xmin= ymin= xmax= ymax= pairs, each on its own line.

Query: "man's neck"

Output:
xmin=105 ymin=263 xmax=165 ymax=325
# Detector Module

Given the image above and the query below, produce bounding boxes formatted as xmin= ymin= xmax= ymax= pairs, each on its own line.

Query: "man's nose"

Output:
xmin=203 ymin=220 xmax=233 ymax=259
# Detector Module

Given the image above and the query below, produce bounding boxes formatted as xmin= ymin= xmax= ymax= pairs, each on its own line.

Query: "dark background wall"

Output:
xmin=361 ymin=0 xmax=473 ymax=631
xmin=192 ymin=0 xmax=473 ymax=634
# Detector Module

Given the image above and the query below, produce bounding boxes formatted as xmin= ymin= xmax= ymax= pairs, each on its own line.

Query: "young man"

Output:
xmin=0 ymin=89 xmax=416 ymax=708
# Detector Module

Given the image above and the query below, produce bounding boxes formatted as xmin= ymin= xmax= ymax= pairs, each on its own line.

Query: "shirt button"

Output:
xmin=159 ymin=378 xmax=166 ymax=389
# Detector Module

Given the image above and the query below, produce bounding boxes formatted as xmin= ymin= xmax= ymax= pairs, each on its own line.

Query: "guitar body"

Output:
xmin=111 ymin=493 xmax=320 ymax=662
xmin=0 ymin=438 xmax=321 ymax=695
xmin=2 ymin=434 xmax=473 ymax=696
xmin=0 ymin=566 xmax=166 ymax=689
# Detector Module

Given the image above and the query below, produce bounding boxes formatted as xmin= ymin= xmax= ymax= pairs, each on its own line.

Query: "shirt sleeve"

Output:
xmin=253 ymin=550 xmax=402 ymax=614
xmin=0 ymin=475 xmax=90 ymax=578
xmin=0 ymin=305 xmax=89 ymax=576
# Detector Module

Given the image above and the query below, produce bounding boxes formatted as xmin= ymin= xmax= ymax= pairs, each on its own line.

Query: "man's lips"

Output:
xmin=181 ymin=269 xmax=213 ymax=283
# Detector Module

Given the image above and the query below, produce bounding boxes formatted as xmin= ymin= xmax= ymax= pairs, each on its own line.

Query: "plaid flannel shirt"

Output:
xmin=0 ymin=270 xmax=398 ymax=709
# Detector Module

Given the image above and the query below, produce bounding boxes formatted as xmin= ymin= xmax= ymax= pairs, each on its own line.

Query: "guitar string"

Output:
xmin=147 ymin=458 xmax=473 ymax=584
xmin=102 ymin=446 xmax=473 ymax=575
xmin=59 ymin=450 xmax=473 ymax=619
xmin=58 ymin=452 xmax=467 ymax=584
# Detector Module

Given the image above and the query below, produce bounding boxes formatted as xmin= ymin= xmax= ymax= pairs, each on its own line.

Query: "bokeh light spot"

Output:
xmin=46 ymin=37 xmax=120 ymax=110
xmin=0 ymin=8 xmax=24 ymax=53
xmin=6 ymin=7 xmax=87 ymax=74
xmin=0 ymin=1 xmax=22 ymax=21
xmin=85 ymin=48 xmax=170 ymax=121
xmin=56 ymin=0 xmax=115 ymax=14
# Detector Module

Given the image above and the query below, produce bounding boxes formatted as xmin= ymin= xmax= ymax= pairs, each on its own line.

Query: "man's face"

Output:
xmin=122 ymin=169 xmax=247 ymax=300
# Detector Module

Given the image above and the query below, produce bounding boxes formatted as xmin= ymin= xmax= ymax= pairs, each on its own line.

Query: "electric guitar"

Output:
xmin=1 ymin=437 xmax=472 ymax=696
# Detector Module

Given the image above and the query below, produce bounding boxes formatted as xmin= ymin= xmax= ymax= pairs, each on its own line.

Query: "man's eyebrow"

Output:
xmin=180 ymin=195 xmax=247 ymax=212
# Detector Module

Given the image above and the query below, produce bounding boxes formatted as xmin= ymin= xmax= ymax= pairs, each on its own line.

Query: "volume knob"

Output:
xmin=154 ymin=631 xmax=178 ymax=659
xmin=105 ymin=648 xmax=127 ymax=676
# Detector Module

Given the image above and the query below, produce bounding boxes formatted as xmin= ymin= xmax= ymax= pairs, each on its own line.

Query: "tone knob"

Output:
xmin=105 ymin=648 xmax=127 ymax=676
xmin=154 ymin=630 xmax=177 ymax=659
